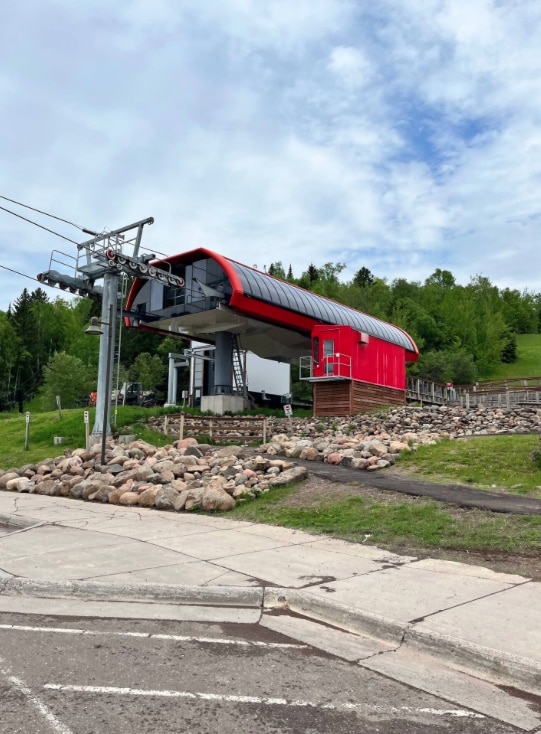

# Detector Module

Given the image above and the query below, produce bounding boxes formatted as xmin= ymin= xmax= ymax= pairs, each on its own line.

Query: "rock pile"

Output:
xmin=2 ymin=405 xmax=540 ymax=512
xmin=263 ymin=405 xmax=541 ymax=441
xmin=258 ymin=405 xmax=541 ymax=470
xmin=0 ymin=438 xmax=307 ymax=513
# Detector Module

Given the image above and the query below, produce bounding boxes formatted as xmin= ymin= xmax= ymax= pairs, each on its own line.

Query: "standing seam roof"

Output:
xmin=226 ymin=258 xmax=417 ymax=353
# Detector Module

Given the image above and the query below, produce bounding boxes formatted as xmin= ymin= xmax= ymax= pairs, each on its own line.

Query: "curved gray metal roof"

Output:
xmin=226 ymin=258 xmax=418 ymax=353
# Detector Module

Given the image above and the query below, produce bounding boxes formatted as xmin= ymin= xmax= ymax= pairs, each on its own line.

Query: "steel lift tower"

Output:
xmin=37 ymin=217 xmax=182 ymax=441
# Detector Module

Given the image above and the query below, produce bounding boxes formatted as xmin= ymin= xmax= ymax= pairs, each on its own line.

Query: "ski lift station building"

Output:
xmin=125 ymin=247 xmax=419 ymax=416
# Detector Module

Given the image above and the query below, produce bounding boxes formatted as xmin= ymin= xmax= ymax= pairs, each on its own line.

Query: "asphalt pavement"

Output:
xmin=294 ymin=457 xmax=541 ymax=515
xmin=0 ymin=490 xmax=540 ymax=731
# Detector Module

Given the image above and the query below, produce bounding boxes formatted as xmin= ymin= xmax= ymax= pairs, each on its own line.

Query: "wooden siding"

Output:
xmin=313 ymin=379 xmax=406 ymax=417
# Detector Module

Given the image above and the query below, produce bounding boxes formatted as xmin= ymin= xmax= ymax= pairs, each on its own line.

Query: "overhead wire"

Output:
xmin=0 ymin=196 xmax=171 ymax=288
xmin=0 ymin=194 xmax=84 ymax=230
xmin=0 ymin=199 xmax=164 ymax=253
xmin=0 ymin=204 xmax=79 ymax=245
xmin=0 ymin=263 xmax=41 ymax=284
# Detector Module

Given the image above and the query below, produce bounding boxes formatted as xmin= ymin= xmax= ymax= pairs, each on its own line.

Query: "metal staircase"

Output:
xmin=231 ymin=335 xmax=247 ymax=398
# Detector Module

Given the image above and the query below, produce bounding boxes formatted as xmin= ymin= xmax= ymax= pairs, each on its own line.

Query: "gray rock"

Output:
xmin=154 ymin=486 xmax=180 ymax=511
xmin=173 ymin=489 xmax=190 ymax=512
xmin=268 ymin=465 xmax=308 ymax=488
xmin=184 ymin=445 xmax=203 ymax=458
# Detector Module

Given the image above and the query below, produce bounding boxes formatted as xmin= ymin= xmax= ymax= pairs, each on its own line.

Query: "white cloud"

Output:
xmin=2 ymin=0 xmax=541 ymax=311
xmin=328 ymin=46 xmax=374 ymax=87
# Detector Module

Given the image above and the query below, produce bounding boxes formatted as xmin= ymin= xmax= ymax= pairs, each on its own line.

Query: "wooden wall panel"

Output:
xmin=313 ymin=381 xmax=352 ymax=417
xmin=313 ymin=380 xmax=405 ymax=416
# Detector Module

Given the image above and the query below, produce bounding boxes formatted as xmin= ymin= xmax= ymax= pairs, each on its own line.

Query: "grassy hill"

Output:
xmin=480 ymin=334 xmax=541 ymax=380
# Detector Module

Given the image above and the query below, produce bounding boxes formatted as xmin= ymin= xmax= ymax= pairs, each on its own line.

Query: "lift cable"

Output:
xmin=0 ymin=194 xmax=86 ymax=231
xmin=0 ymin=263 xmax=41 ymax=284
xmin=0 ymin=204 xmax=79 ymax=245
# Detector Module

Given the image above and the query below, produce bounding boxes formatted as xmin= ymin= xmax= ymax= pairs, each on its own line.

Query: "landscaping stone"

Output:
xmin=2 ymin=405 xmax=540 ymax=514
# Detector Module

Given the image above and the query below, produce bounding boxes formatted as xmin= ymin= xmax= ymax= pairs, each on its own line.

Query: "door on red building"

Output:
xmin=320 ymin=328 xmax=341 ymax=376
xmin=323 ymin=337 xmax=335 ymax=375
xmin=312 ymin=326 xmax=353 ymax=378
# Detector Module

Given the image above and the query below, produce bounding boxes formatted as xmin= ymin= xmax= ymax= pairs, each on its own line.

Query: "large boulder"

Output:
xmin=34 ymin=479 xmax=60 ymax=496
xmin=268 ymin=465 xmax=308 ymax=488
xmin=139 ymin=486 xmax=162 ymax=508
xmin=154 ymin=486 xmax=179 ymax=511
xmin=202 ymin=486 xmax=236 ymax=512
xmin=118 ymin=492 xmax=141 ymax=506
xmin=184 ymin=487 xmax=205 ymax=511
xmin=0 ymin=472 xmax=21 ymax=489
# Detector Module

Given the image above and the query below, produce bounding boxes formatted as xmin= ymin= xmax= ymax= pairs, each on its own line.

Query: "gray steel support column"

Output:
xmin=166 ymin=353 xmax=178 ymax=405
xmin=165 ymin=352 xmax=189 ymax=406
xmin=214 ymin=332 xmax=233 ymax=395
xmin=92 ymin=272 xmax=118 ymax=435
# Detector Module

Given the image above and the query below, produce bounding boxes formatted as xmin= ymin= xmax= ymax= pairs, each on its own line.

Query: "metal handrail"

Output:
xmin=299 ymin=354 xmax=352 ymax=381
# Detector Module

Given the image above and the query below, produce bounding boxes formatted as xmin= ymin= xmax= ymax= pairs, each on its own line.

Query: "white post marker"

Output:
xmin=84 ymin=410 xmax=89 ymax=451
xmin=283 ymin=404 xmax=293 ymax=435
xmin=24 ymin=411 xmax=30 ymax=451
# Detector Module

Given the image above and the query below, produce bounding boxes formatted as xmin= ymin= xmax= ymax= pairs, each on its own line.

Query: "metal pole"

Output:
xmin=24 ymin=411 xmax=30 ymax=451
xmin=92 ymin=272 xmax=118 ymax=437
xmin=166 ymin=353 xmax=177 ymax=405
xmin=101 ymin=303 xmax=114 ymax=466
xmin=84 ymin=411 xmax=90 ymax=451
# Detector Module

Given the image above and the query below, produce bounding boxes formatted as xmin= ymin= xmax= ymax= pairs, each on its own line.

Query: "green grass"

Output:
xmin=398 ymin=435 xmax=541 ymax=497
xmin=230 ymin=485 xmax=541 ymax=555
xmin=0 ymin=407 xmax=172 ymax=470
xmin=228 ymin=431 xmax=541 ymax=562
xmin=2 ymin=405 xmax=541 ymax=565
xmin=0 ymin=403 xmax=310 ymax=470
xmin=481 ymin=334 xmax=541 ymax=380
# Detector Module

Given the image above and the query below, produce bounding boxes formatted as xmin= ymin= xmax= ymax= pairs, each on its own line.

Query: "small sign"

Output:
xmin=84 ymin=411 xmax=89 ymax=424
xmin=283 ymin=404 xmax=293 ymax=417
xmin=25 ymin=411 xmax=30 ymax=423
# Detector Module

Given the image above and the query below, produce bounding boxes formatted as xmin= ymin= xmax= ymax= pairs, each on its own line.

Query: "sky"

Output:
xmin=1 ymin=0 xmax=541 ymax=311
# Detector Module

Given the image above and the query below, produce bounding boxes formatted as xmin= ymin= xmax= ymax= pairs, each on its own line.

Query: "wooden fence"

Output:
xmin=161 ymin=413 xmax=270 ymax=444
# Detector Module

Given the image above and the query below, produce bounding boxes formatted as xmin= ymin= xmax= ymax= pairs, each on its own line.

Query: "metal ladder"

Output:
xmin=231 ymin=335 xmax=247 ymax=398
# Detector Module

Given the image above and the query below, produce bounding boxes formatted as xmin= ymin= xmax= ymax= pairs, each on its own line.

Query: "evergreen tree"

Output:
xmin=353 ymin=267 xmax=374 ymax=288
xmin=307 ymin=264 xmax=319 ymax=282
xmin=0 ymin=312 xmax=19 ymax=409
xmin=9 ymin=288 xmax=38 ymax=400
xmin=268 ymin=261 xmax=285 ymax=279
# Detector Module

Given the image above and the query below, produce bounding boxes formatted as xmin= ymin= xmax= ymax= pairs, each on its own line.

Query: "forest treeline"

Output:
xmin=274 ymin=262 xmax=538 ymax=386
xmin=1 ymin=263 xmax=539 ymax=410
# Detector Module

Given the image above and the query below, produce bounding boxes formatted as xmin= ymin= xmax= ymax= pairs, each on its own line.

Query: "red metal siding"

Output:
xmin=311 ymin=324 xmax=406 ymax=390
xmin=229 ymin=292 xmax=315 ymax=334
